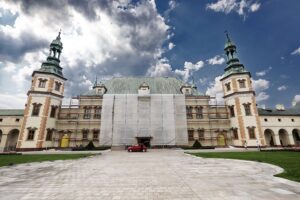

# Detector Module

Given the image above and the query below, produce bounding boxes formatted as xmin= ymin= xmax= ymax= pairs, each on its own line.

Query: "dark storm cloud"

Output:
xmin=0 ymin=31 xmax=48 ymax=61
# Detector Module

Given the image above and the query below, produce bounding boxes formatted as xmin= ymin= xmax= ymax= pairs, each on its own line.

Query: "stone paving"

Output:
xmin=0 ymin=150 xmax=299 ymax=200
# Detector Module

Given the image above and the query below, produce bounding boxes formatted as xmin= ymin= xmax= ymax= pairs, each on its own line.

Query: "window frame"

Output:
xmin=243 ymin=103 xmax=252 ymax=116
xmin=32 ymin=103 xmax=42 ymax=116
xmin=27 ymin=129 xmax=35 ymax=140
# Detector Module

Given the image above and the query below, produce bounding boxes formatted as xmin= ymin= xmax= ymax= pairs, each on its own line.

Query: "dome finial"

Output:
xmin=225 ymin=30 xmax=231 ymax=42
xmin=57 ymin=29 xmax=61 ymax=40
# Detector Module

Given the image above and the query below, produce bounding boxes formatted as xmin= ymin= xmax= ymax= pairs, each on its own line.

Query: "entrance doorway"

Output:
xmin=137 ymin=137 xmax=151 ymax=147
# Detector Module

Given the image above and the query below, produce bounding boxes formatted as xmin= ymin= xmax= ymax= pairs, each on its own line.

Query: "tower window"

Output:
xmin=32 ymin=103 xmax=42 ymax=116
xmin=186 ymin=106 xmax=193 ymax=119
xmin=38 ymin=79 xmax=47 ymax=88
xmin=247 ymin=127 xmax=256 ymax=139
xmin=82 ymin=129 xmax=89 ymax=140
xmin=27 ymin=129 xmax=35 ymax=140
xmin=225 ymin=82 xmax=231 ymax=91
xmin=188 ymin=130 xmax=194 ymax=141
xmin=196 ymin=106 xmax=203 ymax=119
xmin=238 ymin=79 xmax=246 ymax=88
xmin=46 ymin=129 xmax=53 ymax=141
xmin=233 ymin=128 xmax=239 ymax=139
xmin=54 ymin=82 xmax=62 ymax=91
xmin=243 ymin=103 xmax=251 ymax=116
xmin=94 ymin=106 xmax=102 ymax=119
xmin=93 ymin=129 xmax=99 ymax=140
xmin=83 ymin=107 xmax=92 ymax=119
xmin=229 ymin=105 xmax=235 ymax=117
xmin=50 ymin=106 xmax=58 ymax=118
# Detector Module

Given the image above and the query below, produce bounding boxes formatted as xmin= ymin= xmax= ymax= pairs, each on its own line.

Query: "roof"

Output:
xmin=258 ymin=108 xmax=300 ymax=116
xmin=83 ymin=77 xmax=201 ymax=96
xmin=0 ymin=109 xmax=24 ymax=116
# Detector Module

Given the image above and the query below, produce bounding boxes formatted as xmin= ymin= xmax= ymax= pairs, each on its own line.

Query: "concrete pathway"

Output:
xmin=0 ymin=150 xmax=299 ymax=200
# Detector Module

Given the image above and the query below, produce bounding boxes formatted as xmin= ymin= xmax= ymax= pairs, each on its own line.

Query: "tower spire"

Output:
xmin=223 ymin=32 xmax=248 ymax=78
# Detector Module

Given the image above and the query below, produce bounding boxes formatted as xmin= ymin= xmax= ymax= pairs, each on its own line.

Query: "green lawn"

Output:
xmin=0 ymin=154 xmax=93 ymax=167
xmin=190 ymin=151 xmax=300 ymax=182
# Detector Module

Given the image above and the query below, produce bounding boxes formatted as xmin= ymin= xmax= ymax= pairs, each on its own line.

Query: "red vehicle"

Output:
xmin=127 ymin=144 xmax=147 ymax=152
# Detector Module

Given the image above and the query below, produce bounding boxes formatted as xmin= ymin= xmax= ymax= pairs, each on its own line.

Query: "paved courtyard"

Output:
xmin=0 ymin=150 xmax=300 ymax=200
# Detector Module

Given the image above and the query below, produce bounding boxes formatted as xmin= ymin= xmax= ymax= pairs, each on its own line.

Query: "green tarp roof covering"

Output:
xmin=83 ymin=77 xmax=200 ymax=95
xmin=0 ymin=109 xmax=24 ymax=116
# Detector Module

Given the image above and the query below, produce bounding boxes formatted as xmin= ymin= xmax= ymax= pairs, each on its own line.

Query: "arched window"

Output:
xmin=196 ymin=106 xmax=203 ymax=119
xmin=243 ymin=103 xmax=251 ymax=116
xmin=32 ymin=103 xmax=42 ymax=116
xmin=186 ymin=106 xmax=193 ymax=119
xmin=228 ymin=105 xmax=235 ymax=117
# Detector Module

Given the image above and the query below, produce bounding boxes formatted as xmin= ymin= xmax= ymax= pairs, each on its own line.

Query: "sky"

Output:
xmin=0 ymin=0 xmax=299 ymax=109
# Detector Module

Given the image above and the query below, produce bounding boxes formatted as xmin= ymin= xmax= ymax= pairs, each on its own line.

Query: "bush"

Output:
xmin=192 ymin=140 xmax=202 ymax=149
xmin=85 ymin=141 xmax=96 ymax=150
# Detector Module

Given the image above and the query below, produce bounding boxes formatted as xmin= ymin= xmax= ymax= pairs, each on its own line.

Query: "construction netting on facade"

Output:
xmin=100 ymin=94 xmax=188 ymax=147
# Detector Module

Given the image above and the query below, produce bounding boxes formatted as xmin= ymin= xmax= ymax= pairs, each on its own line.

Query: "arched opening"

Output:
xmin=264 ymin=129 xmax=276 ymax=146
xmin=0 ymin=129 xmax=2 ymax=144
xmin=217 ymin=134 xmax=226 ymax=146
xmin=5 ymin=129 xmax=19 ymax=151
xmin=292 ymin=129 xmax=300 ymax=146
xmin=279 ymin=129 xmax=290 ymax=146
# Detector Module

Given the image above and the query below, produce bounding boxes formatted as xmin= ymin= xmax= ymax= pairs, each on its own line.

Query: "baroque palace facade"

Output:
xmin=0 ymin=33 xmax=300 ymax=152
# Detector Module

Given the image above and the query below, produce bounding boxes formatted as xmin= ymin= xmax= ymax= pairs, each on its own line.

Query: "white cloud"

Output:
xmin=207 ymin=55 xmax=225 ymax=65
xmin=252 ymin=78 xmax=270 ymax=102
xmin=174 ymin=60 xmax=204 ymax=82
xmin=206 ymin=0 xmax=261 ymax=17
xmin=249 ymin=3 xmax=260 ymax=12
xmin=277 ymin=85 xmax=287 ymax=91
xmin=255 ymin=66 xmax=272 ymax=77
xmin=0 ymin=0 xmax=172 ymax=108
xmin=206 ymin=75 xmax=224 ymax=104
xmin=252 ymin=78 xmax=269 ymax=91
xmin=256 ymin=92 xmax=269 ymax=102
xmin=291 ymin=47 xmax=300 ymax=55
xmin=168 ymin=42 xmax=175 ymax=50
xmin=147 ymin=58 xmax=173 ymax=77
xmin=0 ymin=93 xmax=26 ymax=109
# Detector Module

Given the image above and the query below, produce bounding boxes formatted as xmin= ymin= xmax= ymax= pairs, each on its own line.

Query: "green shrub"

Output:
xmin=85 ymin=141 xmax=96 ymax=150
xmin=192 ymin=140 xmax=202 ymax=149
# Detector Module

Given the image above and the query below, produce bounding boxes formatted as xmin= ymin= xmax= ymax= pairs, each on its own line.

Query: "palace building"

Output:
xmin=0 ymin=33 xmax=300 ymax=152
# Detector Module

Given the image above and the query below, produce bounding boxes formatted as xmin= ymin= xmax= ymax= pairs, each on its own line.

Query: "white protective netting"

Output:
xmin=100 ymin=94 xmax=188 ymax=146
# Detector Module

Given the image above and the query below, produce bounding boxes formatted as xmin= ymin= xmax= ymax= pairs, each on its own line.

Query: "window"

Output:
xmin=46 ymin=129 xmax=53 ymax=141
xmin=278 ymin=118 xmax=281 ymax=122
xmin=186 ymin=106 xmax=193 ymax=119
xmin=264 ymin=118 xmax=268 ymax=122
xmin=93 ymin=129 xmax=99 ymax=140
xmin=94 ymin=106 xmax=102 ymax=119
xmin=83 ymin=107 xmax=91 ymax=119
xmin=15 ymin=118 xmax=20 ymax=122
xmin=233 ymin=128 xmax=239 ymax=140
xmin=32 ymin=103 xmax=42 ymax=116
xmin=229 ymin=106 xmax=235 ymax=117
xmin=198 ymin=129 xmax=204 ymax=140
xmin=238 ymin=79 xmax=246 ymax=88
xmin=50 ymin=106 xmax=58 ymax=118
xmin=27 ymin=129 xmax=35 ymax=140
xmin=243 ymin=103 xmax=251 ymax=116
xmin=38 ymin=79 xmax=47 ymax=88
xmin=248 ymin=127 xmax=256 ymax=139
xmin=196 ymin=106 xmax=203 ymax=119
xmin=291 ymin=119 xmax=295 ymax=122
xmin=82 ymin=129 xmax=89 ymax=140
xmin=0 ymin=118 xmax=3 ymax=122
xmin=225 ymin=82 xmax=231 ymax=91
xmin=55 ymin=82 xmax=62 ymax=91
xmin=188 ymin=130 xmax=194 ymax=141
